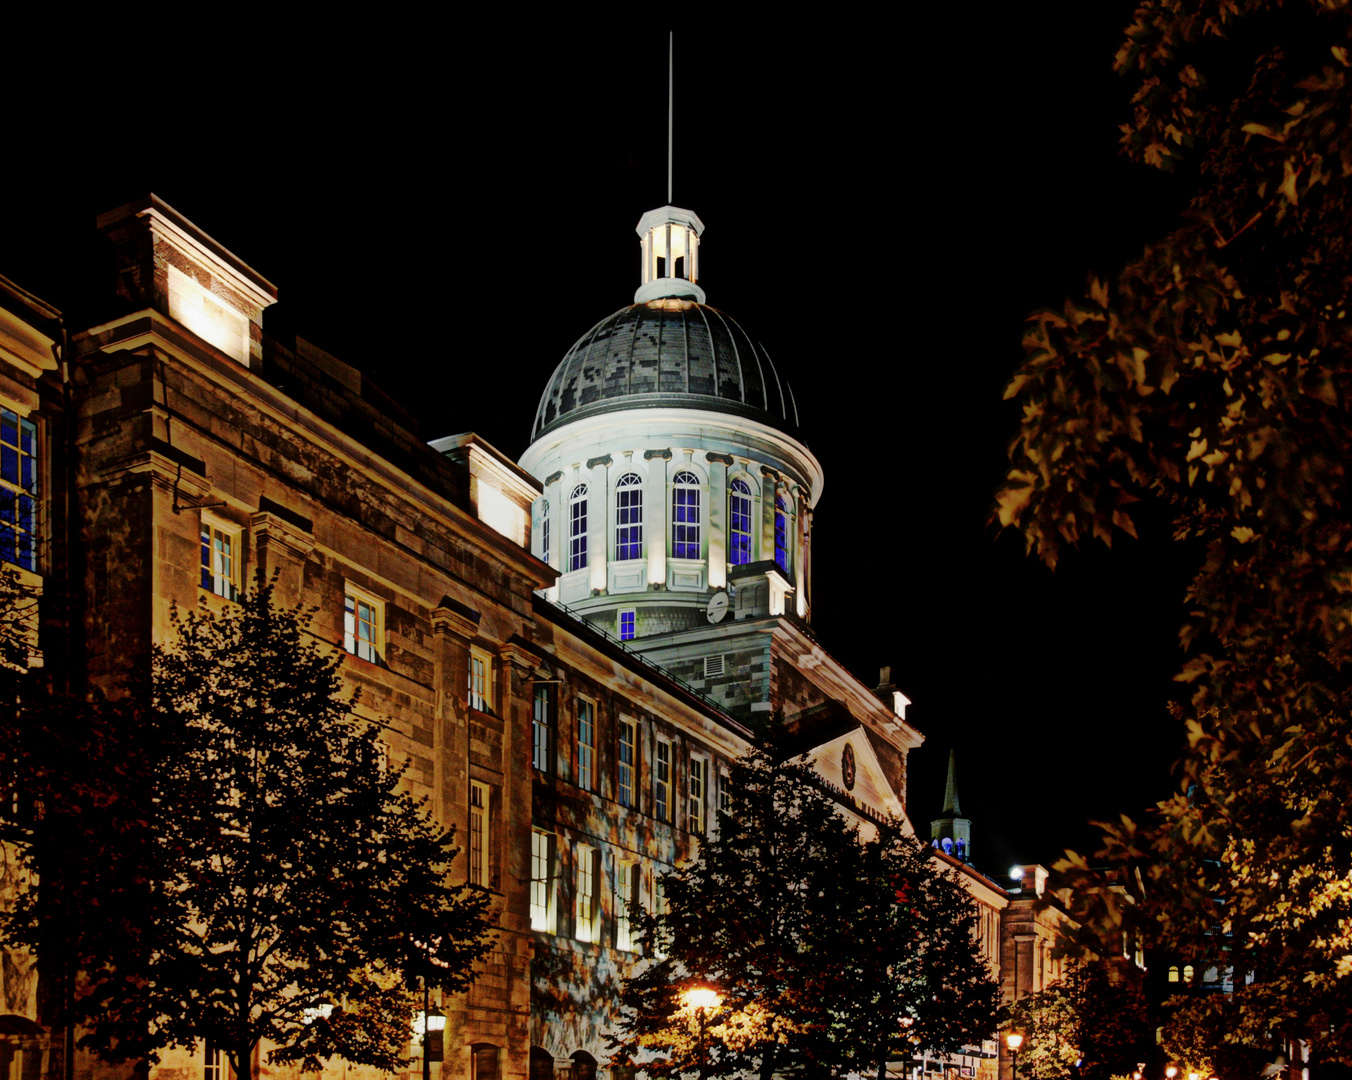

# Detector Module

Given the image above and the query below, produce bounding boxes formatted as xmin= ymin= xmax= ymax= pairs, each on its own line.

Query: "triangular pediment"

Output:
xmin=805 ymin=725 xmax=911 ymax=835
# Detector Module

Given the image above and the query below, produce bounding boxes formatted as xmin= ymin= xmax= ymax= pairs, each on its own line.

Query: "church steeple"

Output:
xmin=931 ymin=749 xmax=973 ymax=863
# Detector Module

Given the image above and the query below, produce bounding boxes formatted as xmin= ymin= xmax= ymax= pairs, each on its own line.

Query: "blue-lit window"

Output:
xmin=0 ymin=410 xmax=37 ymax=571
xmin=569 ymin=484 xmax=588 ymax=572
xmin=671 ymin=471 xmax=701 ymax=559
xmin=729 ymin=479 xmax=752 ymax=566
xmin=614 ymin=473 xmax=643 ymax=560
xmin=774 ymin=495 xmax=791 ymax=573
xmin=618 ymin=609 xmax=636 ymax=641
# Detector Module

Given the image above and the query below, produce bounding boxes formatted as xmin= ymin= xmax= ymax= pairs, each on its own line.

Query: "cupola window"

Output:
xmin=774 ymin=495 xmax=792 ymax=573
xmin=540 ymin=499 xmax=550 ymax=566
xmin=729 ymin=479 xmax=752 ymax=566
xmin=671 ymin=471 xmax=701 ymax=559
xmin=614 ymin=472 xmax=644 ymax=560
xmin=569 ymin=484 xmax=588 ymax=572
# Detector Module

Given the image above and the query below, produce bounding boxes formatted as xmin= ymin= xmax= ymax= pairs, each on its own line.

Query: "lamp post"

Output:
xmin=682 ymin=983 xmax=723 ymax=1080
xmin=419 ymin=980 xmax=446 ymax=1080
xmin=1006 ymin=1033 xmax=1025 ymax=1080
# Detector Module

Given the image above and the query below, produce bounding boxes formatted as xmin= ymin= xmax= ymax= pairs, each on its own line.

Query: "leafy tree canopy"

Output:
xmin=2 ymin=578 xmax=494 ymax=1075
xmin=609 ymin=732 xmax=998 ymax=1079
xmin=995 ymin=0 xmax=1352 ymax=1066
xmin=1006 ymin=960 xmax=1150 ymax=1080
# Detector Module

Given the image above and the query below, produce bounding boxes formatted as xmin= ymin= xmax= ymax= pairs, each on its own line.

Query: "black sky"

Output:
xmin=1 ymin=12 xmax=1199 ymax=876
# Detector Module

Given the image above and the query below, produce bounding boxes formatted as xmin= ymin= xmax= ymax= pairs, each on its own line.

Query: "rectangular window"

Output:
xmin=343 ymin=587 xmax=382 ymax=664
xmin=0 ymin=410 xmax=38 ymax=572
xmin=689 ymin=756 xmax=706 ymax=835
xmin=617 ymin=718 xmax=637 ymax=809
xmin=576 ymin=698 xmax=594 ymax=791
xmin=199 ymin=514 xmax=240 ymax=600
xmin=654 ymin=737 xmax=672 ymax=823
xmin=618 ymin=608 xmax=636 ymax=642
xmin=575 ymin=843 xmax=597 ymax=942
xmin=541 ymin=499 xmax=551 ymax=566
xmin=718 ymin=768 xmax=730 ymax=816
xmin=203 ymin=1044 xmax=223 ymax=1080
xmin=469 ymin=780 xmax=489 ymax=887
xmin=615 ymin=860 xmax=635 ymax=951
xmin=530 ymin=829 xmax=554 ymax=932
xmin=532 ymin=683 xmax=553 ymax=771
xmin=469 ymin=646 xmax=492 ymax=712
xmin=472 ymin=1046 xmax=501 ymax=1080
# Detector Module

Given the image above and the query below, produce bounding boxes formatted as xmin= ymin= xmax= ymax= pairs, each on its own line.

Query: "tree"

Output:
xmin=1006 ymin=960 xmax=1150 ymax=1080
xmin=995 ymin=0 xmax=1352 ymax=1066
xmin=609 ymin=732 xmax=999 ymax=1078
xmin=10 ymin=578 xmax=495 ymax=1074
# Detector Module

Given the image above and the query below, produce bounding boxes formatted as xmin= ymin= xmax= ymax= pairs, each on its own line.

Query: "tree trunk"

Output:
xmin=758 ymin=1041 xmax=778 ymax=1080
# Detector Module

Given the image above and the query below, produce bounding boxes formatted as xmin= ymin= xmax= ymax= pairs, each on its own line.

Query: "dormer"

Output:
xmin=97 ymin=195 xmax=277 ymax=369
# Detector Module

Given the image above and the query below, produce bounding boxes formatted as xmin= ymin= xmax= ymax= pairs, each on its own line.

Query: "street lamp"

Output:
xmin=682 ymin=983 xmax=723 ymax=1080
xmin=419 ymin=992 xmax=446 ymax=1080
xmin=1006 ymin=1033 xmax=1025 ymax=1080
xmin=1166 ymin=1068 xmax=1178 ymax=1080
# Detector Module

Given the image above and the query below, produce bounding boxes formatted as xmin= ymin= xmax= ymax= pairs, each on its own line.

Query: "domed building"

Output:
xmin=520 ymin=204 xmax=830 ymax=720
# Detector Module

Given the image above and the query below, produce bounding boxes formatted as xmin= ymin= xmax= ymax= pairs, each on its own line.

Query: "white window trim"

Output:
xmin=200 ymin=509 xmax=242 ymax=601
xmin=670 ymin=469 xmax=704 ymax=560
xmin=688 ymin=752 xmax=708 ymax=836
xmin=530 ymin=829 xmax=555 ymax=932
xmin=613 ymin=471 xmax=645 ymax=562
xmin=617 ymin=716 xmax=638 ymax=810
xmin=469 ymin=780 xmax=490 ymax=888
xmin=654 ymin=735 xmax=673 ymax=825
xmin=343 ymin=582 xmax=384 ymax=665
xmin=576 ymin=696 xmax=596 ymax=792
xmin=469 ymin=645 xmax=493 ymax=712
xmin=615 ymin=858 xmax=636 ymax=952
xmin=728 ymin=475 xmax=756 ymax=567
xmin=617 ymin=607 xmax=637 ymax=642
xmin=575 ymin=843 xmax=598 ymax=943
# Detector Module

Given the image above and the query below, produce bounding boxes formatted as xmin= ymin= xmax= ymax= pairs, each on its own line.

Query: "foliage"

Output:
xmin=609 ymin=731 xmax=998 ymax=1079
xmin=4 ymin=578 xmax=494 ymax=1074
xmin=1006 ymin=960 xmax=1150 ymax=1080
xmin=995 ymin=0 xmax=1352 ymax=1064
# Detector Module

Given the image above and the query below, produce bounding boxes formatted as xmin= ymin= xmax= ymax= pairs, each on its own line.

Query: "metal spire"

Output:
xmin=941 ymin=748 xmax=962 ymax=816
xmin=667 ymin=32 xmax=674 ymax=204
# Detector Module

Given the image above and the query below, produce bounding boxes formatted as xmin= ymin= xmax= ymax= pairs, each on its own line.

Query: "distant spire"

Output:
xmin=942 ymin=748 xmax=962 ymax=816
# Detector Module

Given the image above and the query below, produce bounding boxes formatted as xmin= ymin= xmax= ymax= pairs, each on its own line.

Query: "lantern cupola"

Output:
xmin=634 ymin=205 xmax=705 ymax=304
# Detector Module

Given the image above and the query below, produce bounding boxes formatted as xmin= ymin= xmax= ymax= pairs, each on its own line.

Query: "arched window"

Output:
xmin=1183 ymin=964 xmax=1195 ymax=982
xmin=672 ymin=470 xmax=701 ymax=559
xmin=1167 ymin=965 xmax=1179 ymax=983
xmin=569 ymin=484 xmax=588 ymax=572
xmin=470 ymin=1045 xmax=500 ymax=1080
xmin=570 ymin=1051 xmax=598 ymax=1080
xmin=540 ymin=499 xmax=550 ymax=566
xmin=614 ymin=472 xmax=644 ymax=560
xmin=774 ymin=494 xmax=791 ymax=572
xmin=729 ymin=479 xmax=752 ymax=566
xmin=529 ymin=1048 xmax=553 ymax=1080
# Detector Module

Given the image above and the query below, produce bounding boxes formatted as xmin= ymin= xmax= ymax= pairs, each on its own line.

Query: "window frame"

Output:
xmin=540 ymin=497 xmax=550 ymax=566
xmin=469 ymin=645 xmax=493 ymax=712
xmin=575 ymin=842 xmax=598 ymax=942
xmin=613 ymin=471 xmax=644 ymax=561
xmin=615 ymin=858 xmax=636 ymax=951
xmin=728 ymin=477 xmax=753 ymax=567
xmin=688 ymin=753 xmax=707 ymax=835
xmin=530 ymin=828 xmax=555 ymax=932
xmin=469 ymin=779 xmax=490 ymax=888
xmin=200 ymin=510 xmax=242 ymax=601
xmin=617 ymin=607 xmax=636 ymax=642
xmin=532 ymin=682 xmax=554 ymax=772
xmin=654 ymin=735 xmax=673 ymax=823
xmin=343 ymin=583 xmax=384 ymax=665
xmin=203 ymin=1043 xmax=224 ymax=1080
xmin=0 ymin=407 xmax=39 ymax=573
xmin=671 ymin=470 xmax=702 ymax=559
xmin=775 ymin=494 xmax=792 ymax=572
xmin=617 ymin=717 xmax=638 ymax=809
xmin=568 ymin=482 xmax=588 ymax=572
xmin=576 ymin=696 xmax=595 ymax=792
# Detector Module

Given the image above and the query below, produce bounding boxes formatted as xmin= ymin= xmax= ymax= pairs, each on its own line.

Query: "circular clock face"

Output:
xmin=706 ymin=590 xmax=729 ymax=624
xmin=842 ymin=743 xmax=857 ymax=790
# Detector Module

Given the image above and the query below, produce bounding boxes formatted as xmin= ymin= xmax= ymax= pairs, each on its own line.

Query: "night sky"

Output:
xmin=2 ymin=12 xmax=1198 ymax=877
